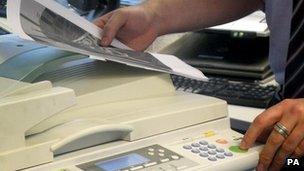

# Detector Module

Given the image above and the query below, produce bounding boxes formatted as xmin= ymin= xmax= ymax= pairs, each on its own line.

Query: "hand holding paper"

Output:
xmin=7 ymin=0 xmax=207 ymax=81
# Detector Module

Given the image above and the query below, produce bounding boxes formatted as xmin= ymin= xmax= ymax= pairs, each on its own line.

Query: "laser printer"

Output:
xmin=0 ymin=35 xmax=262 ymax=171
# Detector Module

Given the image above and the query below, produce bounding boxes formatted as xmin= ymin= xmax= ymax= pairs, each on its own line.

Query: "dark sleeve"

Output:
xmin=260 ymin=0 xmax=266 ymax=11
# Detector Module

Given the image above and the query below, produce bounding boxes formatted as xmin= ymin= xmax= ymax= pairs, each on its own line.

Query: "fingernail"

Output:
xmin=101 ymin=37 xmax=109 ymax=46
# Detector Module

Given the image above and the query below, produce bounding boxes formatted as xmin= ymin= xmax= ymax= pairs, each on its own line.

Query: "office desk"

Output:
xmin=228 ymin=104 xmax=265 ymax=132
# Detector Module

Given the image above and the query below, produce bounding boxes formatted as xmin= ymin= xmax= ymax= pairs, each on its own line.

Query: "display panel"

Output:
xmin=120 ymin=0 xmax=144 ymax=6
xmin=95 ymin=153 xmax=150 ymax=171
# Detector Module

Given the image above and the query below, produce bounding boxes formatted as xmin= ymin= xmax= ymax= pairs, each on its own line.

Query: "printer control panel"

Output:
xmin=76 ymin=144 xmax=198 ymax=171
xmin=27 ymin=128 xmax=262 ymax=171
xmin=181 ymin=139 xmax=236 ymax=162
xmin=170 ymin=130 xmax=249 ymax=163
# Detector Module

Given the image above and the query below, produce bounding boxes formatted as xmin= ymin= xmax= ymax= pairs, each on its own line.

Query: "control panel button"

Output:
xmin=224 ymin=152 xmax=233 ymax=157
xmin=159 ymin=165 xmax=175 ymax=170
xmin=176 ymin=166 xmax=188 ymax=170
xmin=158 ymin=149 xmax=165 ymax=153
xmin=148 ymin=148 xmax=154 ymax=152
xmin=208 ymin=156 xmax=217 ymax=161
xmin=191 ymin=149 xmax=200 ymax=154
xmin=171 ymin=155 xmax=180 ymax=160
xmin=199 ymin=147 xmax=208 ymax=151
xmin=199 ymin=152 xmax=209 ymax=158
xmin=203 ymin=130 xmax=216 ymax=137
xmin=161 ymin=158 xmax=170 ymax=163
xmin=158 ymin=153 xmax=165 ymax=157
xmin=130 ymin=166 xmax=143 ymax=171
xmin=216 ymin=148 xmax=225 ymax=153
xmin=216 ymin=154 xmax=225 ymax=159
xmin=183 ymin=145 xmax=192 ymax=150
xmin=144 ymin=162 xmax=157 ymax=167
xmin=199 ymin=140 xmax=208 ymax=146
xmin=216 ymin=138 xmax=228 ymax=144
xmin=208 ymin=150 xmax=217 ymax=155
xmin=191 ymin=143 xmax=200 ymax=147
xmin=207 ymin=144 xmax=216 ymax=149
xmin=229 ymin=146 xmax=248 ymax=153
xmin=148 ymin=152 xmax=154 ymax=156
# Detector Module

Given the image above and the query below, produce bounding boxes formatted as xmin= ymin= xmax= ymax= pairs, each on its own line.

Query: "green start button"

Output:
xmin=229 ymin=146 xmax=248 ymax=153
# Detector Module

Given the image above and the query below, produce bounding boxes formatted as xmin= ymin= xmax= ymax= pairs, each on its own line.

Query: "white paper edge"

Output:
xmin=7 ymin=0 xmax=31 ymax=40
xmin=149 ymin=53 xmax=208 ymax=81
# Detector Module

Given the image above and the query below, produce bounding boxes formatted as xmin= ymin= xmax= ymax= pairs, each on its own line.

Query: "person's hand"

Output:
xmin=240 ymin=99 xmax=304 ymax=171
xmin=94 ymin=5 xmax=160 ymax=51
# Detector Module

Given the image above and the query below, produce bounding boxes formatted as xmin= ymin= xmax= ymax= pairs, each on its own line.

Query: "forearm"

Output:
xmin=143 ymin=0 xmax=263 ymax=35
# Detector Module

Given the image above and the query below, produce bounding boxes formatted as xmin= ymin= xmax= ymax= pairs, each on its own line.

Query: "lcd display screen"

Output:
xmin=95 ymin=153 xmax=150 ymax=171
xmin=120 ymin=0 xmax=144 ymax=6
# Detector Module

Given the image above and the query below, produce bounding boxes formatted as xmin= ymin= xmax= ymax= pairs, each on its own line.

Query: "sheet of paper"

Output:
xmin=7 ymin=0 xmax=207 ymax=81
xmin=209 ymin=11 xmax=269 ymax=36
xmin=150 ymin=53 xmax=207 ymax=81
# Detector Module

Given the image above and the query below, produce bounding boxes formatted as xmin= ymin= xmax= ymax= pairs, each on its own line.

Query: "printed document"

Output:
xmin=7 ymin=0 xmax=207 ymax=80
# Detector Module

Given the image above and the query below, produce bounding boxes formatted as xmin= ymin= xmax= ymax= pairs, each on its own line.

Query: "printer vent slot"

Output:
xmin=33 ymin=60 xmax=101 ymax=83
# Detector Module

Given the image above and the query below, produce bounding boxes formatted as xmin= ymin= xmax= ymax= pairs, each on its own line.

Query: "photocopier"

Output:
xmin=0 ymin=35 xmax=262 ymax=171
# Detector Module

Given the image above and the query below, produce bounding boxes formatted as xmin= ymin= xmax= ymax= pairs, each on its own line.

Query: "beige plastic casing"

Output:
xmin=0 ymin=63 xmax=227 ymax=171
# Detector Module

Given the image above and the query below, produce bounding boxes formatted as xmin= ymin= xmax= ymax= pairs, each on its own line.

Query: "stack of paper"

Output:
xmin=7 ymin=0 xmax=207 ymax=81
